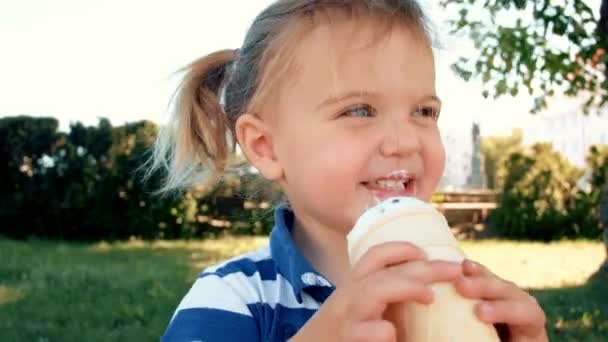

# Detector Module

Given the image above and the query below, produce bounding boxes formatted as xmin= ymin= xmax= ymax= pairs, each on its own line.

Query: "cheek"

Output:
xmin=310 ymin=134 xmax=367 ymax=183
xmin=431 ymin=141 xmax=446 ymax=176
xmin=421 ymin=136 xmax=446 ymax=195
xmin=285 ymin=129 xmax=369 ymax=190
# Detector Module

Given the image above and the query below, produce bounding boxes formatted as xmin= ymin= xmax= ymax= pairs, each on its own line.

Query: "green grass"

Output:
xmin=460 ymin=240 xmax=607 ymax=341
xmin=0 ymin=237 xmax=605 ymax=341
xmin=0 ymin=237 xmax=267 ymax=342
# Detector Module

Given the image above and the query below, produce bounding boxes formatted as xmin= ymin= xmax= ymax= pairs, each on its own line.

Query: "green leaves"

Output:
xmin=0 ymin=116 xmax=282 ymax=240
xmin=489 ymin=141 xmax=607 ymax=241
xmin=480 ymin=129 xmax=523 ymax=189
xmin=441 ymin=0 xmax=607 ymax=113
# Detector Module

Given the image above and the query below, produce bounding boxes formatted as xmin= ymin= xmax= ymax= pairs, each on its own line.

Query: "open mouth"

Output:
xmin=361 ymin=173 xmax=417 ymax=201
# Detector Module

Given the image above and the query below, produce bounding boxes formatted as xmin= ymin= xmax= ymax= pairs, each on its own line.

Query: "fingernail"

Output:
xmin=456 ymin=275 xmax=468 ymax=285
xmin=464 ymin=260 xmax=478 ymax=275
xmin=416 ymin=245 xmax=428 ymax=258
xmin=478 ymin=303 xmax=493 ymax=320
xmin=425 ymin=289 xmax=434 ymax=303
xmin=454 ymin=276 xmax=468 ymax=292
xmin=416 ymin=249 xmax=428 ymax=260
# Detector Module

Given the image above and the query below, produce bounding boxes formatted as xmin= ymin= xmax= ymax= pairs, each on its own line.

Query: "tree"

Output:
xmin=0 ymin=116 xmax=62 ymax=237
xmin=586 ymin=145 xmax=608 ymax=268
xmin=0 ymin=115 xmax=283 ymax=240
xmin=480 ymin=129 xmax=523 ymax=189
xmin=601 ymin=183 xmax=608 ymax=271
xmin=441 ymin=0 xmax=607 ymax=113
xmin=587 ymin=144 xmax=608 ymax=189
xmin=492 ymin=143 xmax=587 ymax=240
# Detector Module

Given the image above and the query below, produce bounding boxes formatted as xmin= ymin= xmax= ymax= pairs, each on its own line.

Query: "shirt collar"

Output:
xmin=270 ymin=205 xmax=335 ymax=302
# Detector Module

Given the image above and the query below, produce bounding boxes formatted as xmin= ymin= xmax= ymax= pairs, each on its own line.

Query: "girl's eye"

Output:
xmin=341 ymin=104 xmax=376 ymax=118
xmin=413 ymin=106 xmax=440 ymax=121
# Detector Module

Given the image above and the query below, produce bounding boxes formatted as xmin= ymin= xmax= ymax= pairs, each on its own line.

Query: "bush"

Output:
xmin=0 ymin=116 xmax=283 ymax=240
xmin=492 ymin=143 xmax=588 ymax=241
xmin=584 ymin=145 xmax=608 ymax=228
xmin=480 ymin=129 xmax=523 ymax=190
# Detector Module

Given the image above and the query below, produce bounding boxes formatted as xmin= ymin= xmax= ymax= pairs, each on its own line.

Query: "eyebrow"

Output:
xmin=421 ymin=95 xmax=442 ymax=107
xmin=316 ymin=91 xmax=442 ymax=110
xmin=316 ymin=90 xmax=376 ymax=110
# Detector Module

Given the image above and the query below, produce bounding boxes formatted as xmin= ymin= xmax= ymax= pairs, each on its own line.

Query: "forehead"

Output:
xmin=279 ymin=18 xmax=436 ymax=106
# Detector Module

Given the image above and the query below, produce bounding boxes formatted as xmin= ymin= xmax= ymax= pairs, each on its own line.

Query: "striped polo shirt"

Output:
xmin=161 ymin=205 xmax=336 ymax=341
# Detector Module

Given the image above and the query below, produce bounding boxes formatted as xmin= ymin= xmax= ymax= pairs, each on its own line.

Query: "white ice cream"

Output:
xmin=347 ymin=196 xmax=500 ymax=342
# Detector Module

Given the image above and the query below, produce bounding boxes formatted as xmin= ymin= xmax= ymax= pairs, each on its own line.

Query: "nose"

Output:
xmin=379 ymin=116 xmax=421 ymax=157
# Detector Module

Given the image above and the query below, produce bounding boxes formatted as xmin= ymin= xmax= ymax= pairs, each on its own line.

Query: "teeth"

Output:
xmin=375 ymin=179 xmax=406 ymax=190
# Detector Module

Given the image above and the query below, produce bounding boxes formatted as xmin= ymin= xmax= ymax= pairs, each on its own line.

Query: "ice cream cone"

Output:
xmin=347 ymin=197 xmax=500 ymax=342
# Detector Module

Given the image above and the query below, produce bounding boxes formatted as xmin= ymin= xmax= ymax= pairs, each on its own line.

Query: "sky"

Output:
xmin=0 ymin=0 xmax=601 ymax=136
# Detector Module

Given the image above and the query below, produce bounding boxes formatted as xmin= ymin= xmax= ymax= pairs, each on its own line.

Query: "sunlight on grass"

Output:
xmin=91 ymin=236 xmax=268 ymax=253
xmin=555 ymin=308 xmax=604 ymax=330
xmin=460 ymin=240 xmax=604 ymax=289
xmin=178 ymin=236 xmax=268 ymax=271
xmin=90 ymin=238 xmax=604 ymax=289
xmin=90 ymin=236 xmax=269 ymax=277
xmin=1 ymin=237 xmax=605 ymax=341
xmin=0 ymin=285 xmax=24 ymax=305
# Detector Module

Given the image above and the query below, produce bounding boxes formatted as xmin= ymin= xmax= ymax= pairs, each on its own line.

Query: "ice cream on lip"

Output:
xmin=361 ymin=169 xmax=420 ymax=203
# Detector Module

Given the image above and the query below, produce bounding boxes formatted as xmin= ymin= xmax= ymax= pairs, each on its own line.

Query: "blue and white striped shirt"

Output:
xmin=162 ymin=206 xmax=336 ymax=341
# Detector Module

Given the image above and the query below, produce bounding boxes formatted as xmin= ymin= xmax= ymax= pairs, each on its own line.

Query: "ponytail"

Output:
xmin=145 ymin=49 xmax=238 ymax=195
xmin=145 ymin=0 xmax=433 ymax=196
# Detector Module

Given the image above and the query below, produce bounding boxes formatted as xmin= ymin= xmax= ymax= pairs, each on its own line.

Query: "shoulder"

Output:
xmin=177 ymin=245 xmax=275 ymax=313
xmin=200 ymin=244 xmax=276 ymax=282
xmin=162 ymin=246 xmax=274 ymax=341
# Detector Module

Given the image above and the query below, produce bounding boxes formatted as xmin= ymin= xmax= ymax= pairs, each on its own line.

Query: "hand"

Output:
xmin=454 ymin=260 xmax=548 ymax=342
xmin=291 ymin=242 xmax=462 ymax=342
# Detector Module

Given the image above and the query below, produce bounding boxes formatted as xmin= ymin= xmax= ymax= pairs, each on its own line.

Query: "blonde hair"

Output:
xmin=145 ymin=0 xmax=433 ymax=195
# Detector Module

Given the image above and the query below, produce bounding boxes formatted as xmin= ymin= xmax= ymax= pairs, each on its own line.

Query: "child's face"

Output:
xmin=269 ymin=19 xmax=445 ymax=233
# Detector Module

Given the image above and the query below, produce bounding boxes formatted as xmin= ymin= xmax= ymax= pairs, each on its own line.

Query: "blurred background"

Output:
xmin=0 ymin=0 xmax=607 ymax=341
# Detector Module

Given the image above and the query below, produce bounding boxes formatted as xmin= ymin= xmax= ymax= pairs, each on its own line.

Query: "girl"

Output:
xmin=154 ymin=1 xmax=548 ymax=341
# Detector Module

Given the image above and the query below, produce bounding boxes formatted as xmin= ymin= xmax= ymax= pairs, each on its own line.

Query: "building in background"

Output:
xmin=438 ymin=95 xmax=608 ymax=191
xmin=439 ymin=127 xmax=474 ymax=191
xmin=521 ymin=97 xmax=608 ymax=168
xmin=465 ymin=123 xmax=486 ymax=189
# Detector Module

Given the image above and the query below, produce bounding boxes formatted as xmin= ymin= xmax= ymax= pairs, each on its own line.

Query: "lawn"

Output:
xmin=0 ymin=237 xmax=605 ymax=341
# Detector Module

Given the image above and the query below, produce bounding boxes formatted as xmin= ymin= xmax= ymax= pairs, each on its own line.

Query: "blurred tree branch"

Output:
xmin=440 ymin=0 xmax=607 ymax=113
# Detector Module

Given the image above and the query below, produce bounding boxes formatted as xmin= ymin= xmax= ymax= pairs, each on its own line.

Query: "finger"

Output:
xmin=462 ymin=259 xmax=488 ymax=277
xmin=455 ymin=273 xmax=524 ymax=301
xmin=352 ymin=273 xmax=434 ymax=319
xmin=392 ymin=259 xmax=463 ymax=284
xmin=347 ymin=320 xmax=397 ymax=342
xmin=351 ymin=260 xmax=462 ymax=320
xmin=475 ymin=299 xmax=547 ymax=338
xmin=353 ymin=242 xmax=426 ymax=278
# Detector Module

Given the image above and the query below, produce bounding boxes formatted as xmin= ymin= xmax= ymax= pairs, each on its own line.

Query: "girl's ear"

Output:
xmin=235 ymin=113 xmax=284 ymax=181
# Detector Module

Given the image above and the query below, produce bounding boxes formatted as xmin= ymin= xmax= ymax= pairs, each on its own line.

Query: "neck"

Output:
xmin=291 ymin=215 xmax=351 ymax=287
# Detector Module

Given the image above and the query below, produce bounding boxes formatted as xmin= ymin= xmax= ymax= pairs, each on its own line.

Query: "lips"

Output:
xmin=361 ymin=170 xmax=418 ymax=201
